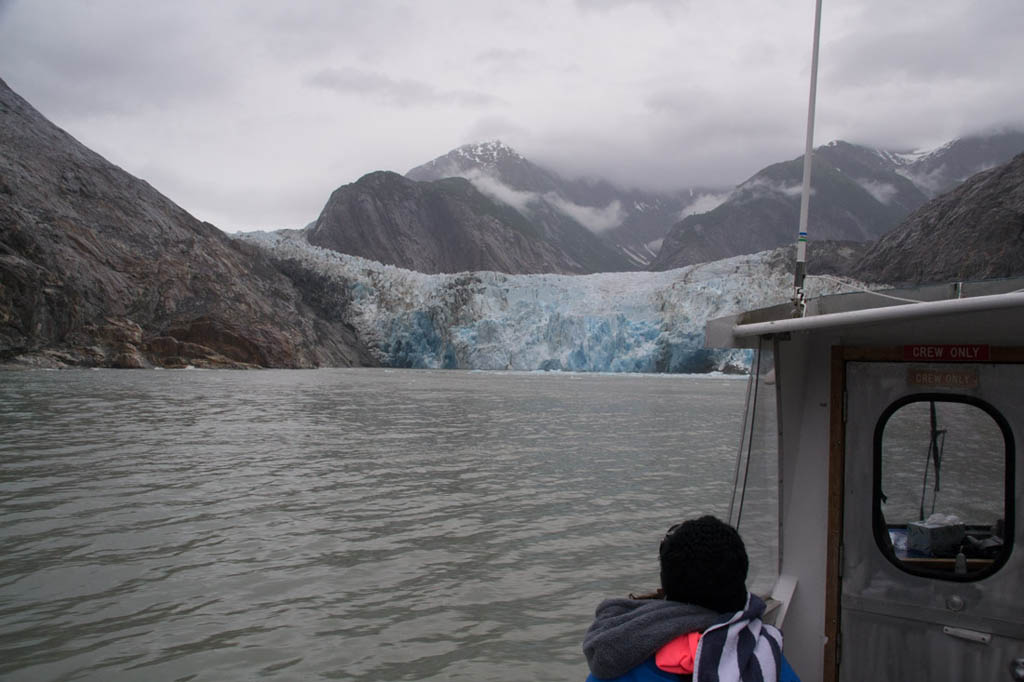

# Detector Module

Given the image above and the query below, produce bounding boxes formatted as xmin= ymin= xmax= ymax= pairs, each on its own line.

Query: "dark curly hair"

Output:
xmin=659 ymin=515 xmax=749 ymax=613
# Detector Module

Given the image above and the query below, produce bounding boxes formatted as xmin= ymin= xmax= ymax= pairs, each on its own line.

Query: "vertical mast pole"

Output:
xmin=793 ymin=0 xmax=823 ymax=317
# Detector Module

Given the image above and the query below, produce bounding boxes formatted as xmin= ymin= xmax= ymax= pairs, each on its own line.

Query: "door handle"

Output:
xmin=942 ymin=626 xmax=991 ymax=644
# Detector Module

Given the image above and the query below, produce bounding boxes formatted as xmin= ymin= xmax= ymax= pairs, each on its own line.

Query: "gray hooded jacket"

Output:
xmin=582 ymin=598 xmax=727 ymax=679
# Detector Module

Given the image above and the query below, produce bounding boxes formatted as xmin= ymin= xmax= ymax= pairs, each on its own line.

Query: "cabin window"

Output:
xmin=873 ymin=395 xmax=1014 ymax=581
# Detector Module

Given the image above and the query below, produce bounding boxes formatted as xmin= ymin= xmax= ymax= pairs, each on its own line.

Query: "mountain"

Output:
xmin=304 ymin=170 xmax=607 ymax=275
xmin=406 ymin=141 xmax=721 ymax=268
xmin=651 ymin=132 xmax=1024 ymax=270
xmin=0 ymin=77 xmax=372 ymax=368
xmin=880 ymin=130 xmax=1024 ymax=197
xmin=406 ymin=140 xmax=558 ymax=193
xmin=853 ymin=151 xmax=1024 ymax=285
xmin=5 ymin=71 xmax=1016 ymax=372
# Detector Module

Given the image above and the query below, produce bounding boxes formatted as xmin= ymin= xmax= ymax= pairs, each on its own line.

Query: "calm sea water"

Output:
xmin=0 ymin=368 xmax=752 ymax=681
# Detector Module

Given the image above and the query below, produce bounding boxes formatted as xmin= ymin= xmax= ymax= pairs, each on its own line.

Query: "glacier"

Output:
xmin=240 ymin=232 xmax=852 ymax=373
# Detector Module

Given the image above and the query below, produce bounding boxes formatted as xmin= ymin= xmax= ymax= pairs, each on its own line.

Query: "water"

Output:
xmin=0 ymin=368 xmax=750 ymax=681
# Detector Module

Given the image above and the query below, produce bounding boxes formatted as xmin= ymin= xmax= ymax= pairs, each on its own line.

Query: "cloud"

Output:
xmin=817 ymin=0 xmax=1024 ymax=148
xmin=136 ymin=159 xmax=332 ymax=231
xmin=0 ymin=1 xmax=232 ymax=117
xmin=574 ymin=0 xmax=685 ymax=16
xmin=544 ymin=194 xmax=625 ymax=233
xmin=679 ymin=192 xmax=731 ymax=219
xmin=1 ymin=0 xmax=1021 ymax=232
xmin=461 ymin=169 xmax=539 ymax=214
xmin=472 ymin=48 xmax=535 ymax=79
xmin=895 ymin=166 xmax=948 ymax=197
xmin=455 ymin=169 xmax=625 ymax=233
xmin=465 ymin=116 xmax=530 ymax=147
xmin=306 ymin=67 xmax=500 ymax=108
xmin=854 ymin=179 xmax=898 ymax=205
xmin=735 ymin=178 xmax=805 ymax=201
xmin=825 ymin=1 xmax=1023 ymax=87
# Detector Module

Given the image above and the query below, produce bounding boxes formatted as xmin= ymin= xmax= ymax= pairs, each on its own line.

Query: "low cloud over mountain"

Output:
xmin=651 ymin=132 xmax=1024 ymax=270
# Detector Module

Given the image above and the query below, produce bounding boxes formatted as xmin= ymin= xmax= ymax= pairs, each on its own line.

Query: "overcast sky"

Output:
xmin=1 ymin=0 xmax=1022 ymax=232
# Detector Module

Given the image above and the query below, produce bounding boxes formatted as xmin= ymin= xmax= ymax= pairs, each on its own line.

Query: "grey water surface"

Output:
xmin=0 ymin=368 xmax=749 ymax=681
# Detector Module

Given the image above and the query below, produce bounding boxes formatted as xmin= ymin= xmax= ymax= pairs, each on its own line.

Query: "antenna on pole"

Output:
xmin=793 ymin=0 xmax=823 ymax=318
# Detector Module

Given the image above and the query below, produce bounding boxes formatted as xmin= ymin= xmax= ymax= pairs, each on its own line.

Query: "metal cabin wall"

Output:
xmin=838 ymin=360 xmax=1024 ymax=681
xmin=782 ymin=304 xmax=1024 ymax=682
xmin=775 ymin=331 xmax=836 ymax=682
xmin=713 ymin=288 xmax=1024 ymax=682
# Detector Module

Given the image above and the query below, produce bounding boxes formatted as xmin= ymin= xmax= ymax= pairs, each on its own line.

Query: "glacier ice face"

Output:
xmin=239 ymin=232 xmax=850 ymax=373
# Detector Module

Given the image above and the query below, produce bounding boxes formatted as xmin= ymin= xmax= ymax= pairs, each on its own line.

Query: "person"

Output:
xmin=582 ymin=515 xmax=799 ymax=681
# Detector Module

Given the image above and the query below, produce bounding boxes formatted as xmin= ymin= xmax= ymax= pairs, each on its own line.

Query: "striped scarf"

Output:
xmin=693 ymin=594 xmax=782 ymax=682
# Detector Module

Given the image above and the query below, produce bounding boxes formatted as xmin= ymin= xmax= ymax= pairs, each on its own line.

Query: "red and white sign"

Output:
xmin=907 ymin=368 xmax=980 ymax=389
xmin=903 ymin=344 xmax=990 ymax=362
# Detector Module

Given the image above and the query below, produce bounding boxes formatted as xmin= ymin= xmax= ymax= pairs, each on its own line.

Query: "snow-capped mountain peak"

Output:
xmin=406 ymin=140 xmax=535 ymax=186
xmin=405 ymin=140 xmax=526 ymax=181
xmin=876 ymin=139 xmax=954 ymax=167
xmin=453 ymin=140 xmax=523 ymax=166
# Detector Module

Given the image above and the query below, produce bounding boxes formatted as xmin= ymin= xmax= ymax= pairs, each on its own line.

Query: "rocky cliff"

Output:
xmin=853 ymin=152 xmax=1024 ymax=285
xmin=0 ymin=77 xmax=372 ymax=368
xmin=407 ymin=141 xmax=710 ymax=268
xmin=651 ymin=152 xmax=915 ymax=270
xmin=305 ymin=169 xmax=622 ymax=275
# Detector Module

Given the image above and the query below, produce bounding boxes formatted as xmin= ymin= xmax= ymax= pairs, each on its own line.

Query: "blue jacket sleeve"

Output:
xmin=780 ymin=653 xmax=800 ymax=682
xmin=587 ymin=653 xmax=800 ymax=681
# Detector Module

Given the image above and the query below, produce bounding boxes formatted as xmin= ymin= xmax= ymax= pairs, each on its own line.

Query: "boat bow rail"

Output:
xmin=706 ymin=279 xmax=1024 ymax=350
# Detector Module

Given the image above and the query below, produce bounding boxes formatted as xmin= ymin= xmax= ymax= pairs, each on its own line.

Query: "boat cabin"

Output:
xmin=706 ymin=279 xmax=1024 ymax=682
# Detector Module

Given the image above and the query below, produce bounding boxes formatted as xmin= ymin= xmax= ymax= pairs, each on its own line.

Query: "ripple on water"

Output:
xmin=0 ymin=368 xmax=753 ymax=681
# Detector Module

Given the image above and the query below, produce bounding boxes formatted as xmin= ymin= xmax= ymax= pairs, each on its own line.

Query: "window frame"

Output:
xmin=871 ymin=392 xmax=1016 ymax=582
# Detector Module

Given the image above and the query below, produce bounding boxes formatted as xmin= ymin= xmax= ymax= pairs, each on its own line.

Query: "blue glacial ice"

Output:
xmin=240 ymin=232 xmax=850 ymax=373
